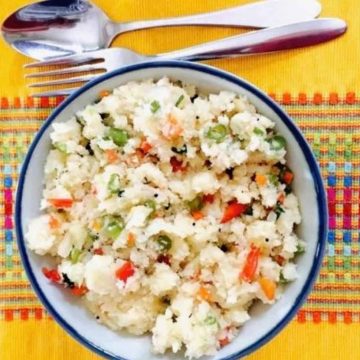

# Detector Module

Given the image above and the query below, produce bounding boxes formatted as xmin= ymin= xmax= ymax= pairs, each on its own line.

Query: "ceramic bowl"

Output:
xmin=15 ymin=61 xmax=327 ymax=360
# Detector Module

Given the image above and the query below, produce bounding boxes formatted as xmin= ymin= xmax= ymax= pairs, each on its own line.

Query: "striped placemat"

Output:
xmin=1 ymin=92 xmax=359 ymax=324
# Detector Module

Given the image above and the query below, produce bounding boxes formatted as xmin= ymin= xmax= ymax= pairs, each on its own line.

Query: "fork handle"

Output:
xmin=116 ymin=0 xmax=321 ymax=33
xmin=157 ymin=18 xmax=346 ymax=62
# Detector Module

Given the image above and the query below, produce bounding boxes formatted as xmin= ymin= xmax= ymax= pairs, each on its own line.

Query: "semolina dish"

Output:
xmin=26 ymin=78 xmax=303 ymax=359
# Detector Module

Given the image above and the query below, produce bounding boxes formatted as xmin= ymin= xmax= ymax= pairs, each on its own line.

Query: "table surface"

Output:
xmin=1 ymin=1 xmax=360 ymax=360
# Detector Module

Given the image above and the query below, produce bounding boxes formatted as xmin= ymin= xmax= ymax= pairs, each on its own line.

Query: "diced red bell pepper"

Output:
xmin=42 ymin=267 xmax=61 ymax=283
xmin=203 ymin=194 xmax=215 ymax=204
xmin=115 ymin=261 xmax=135 ymax=282
xmin=170 ymin=156 xmax=187 ymax=172
xmin=93 ymin=248 xmax=104 ymax=255
xmin=48 ymin=198 xmax=73 ymax=209
xmin=240 ymin=244 xmax=260 ymax=282
xmin=221 ymin=201 xmax=247 ymax=223
xmin=140 ymin=140 xmax=152 ymax=154
xmin=157 ymin=254 xmax=171 ymax=266
xmin=282 ymin=170 xmax=294 ymax=185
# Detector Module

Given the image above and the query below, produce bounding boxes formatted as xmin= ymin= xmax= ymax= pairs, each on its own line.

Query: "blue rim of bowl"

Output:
xmin=15 ymin=60 xmax=327 ymax=360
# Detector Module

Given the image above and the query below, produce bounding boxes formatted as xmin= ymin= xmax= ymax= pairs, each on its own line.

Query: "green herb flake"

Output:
xmin=268 ymin=173 xmax=279 ymax=186
xmin=295 ymin=242 xmax=306 ymax=255
xmin=175 ymin=94 xmax=185 ymax=108
xmin=151 ymin=100 xmax=161 ymax=113
xmin=274 ymin=202 xmax=285 ymax=219
xmin=279 ymin=272 xmax=290 ymax=285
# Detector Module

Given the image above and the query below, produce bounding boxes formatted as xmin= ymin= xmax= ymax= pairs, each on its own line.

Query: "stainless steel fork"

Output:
xmin=25 ymin=18 xmax=347 ymax=97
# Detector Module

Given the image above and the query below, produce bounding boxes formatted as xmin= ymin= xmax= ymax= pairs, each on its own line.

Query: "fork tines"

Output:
xmin=25 ymin=53 xmax=106 ymax=96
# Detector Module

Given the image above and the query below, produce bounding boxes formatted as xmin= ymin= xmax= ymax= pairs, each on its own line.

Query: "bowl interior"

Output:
xmin=16 ymin=62 xmax=326 ymax=360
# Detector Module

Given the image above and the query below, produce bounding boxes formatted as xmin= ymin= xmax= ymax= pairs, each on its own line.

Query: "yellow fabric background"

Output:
xmin=0 ymin=0 xmax=359 ymax=96
xmin=2 ymin=321 xmax=360 ymax=360
xmin=1 ymin=1 xmax=359 ymax=360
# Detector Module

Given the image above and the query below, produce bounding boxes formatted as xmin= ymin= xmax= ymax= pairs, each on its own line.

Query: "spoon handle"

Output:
xmin=116 ymin=0 xmax=321 ymax=33
xmin=157 ymin=18 xmax=346 ymax=61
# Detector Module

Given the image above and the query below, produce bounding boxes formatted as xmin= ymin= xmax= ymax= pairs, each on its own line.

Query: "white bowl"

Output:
xmin=15 ymin=61 xmax=327 ymax=360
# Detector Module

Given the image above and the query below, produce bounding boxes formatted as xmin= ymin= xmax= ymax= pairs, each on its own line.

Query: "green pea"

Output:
xmin=108 ymin=174 xmax=121 ymax=194
xmin=70 ymin=248 xmax=81 ymax=264
xmin=269 ymin=135 xmax=286 ymax=151
xmin=105 ymin=217 xmax=124 ymax=239
xmin=108 ymin=127 xmax=128 ymax=147
xmin=206 ymin=124 xmax=228 ymax=143
xmin=156 ymin=235 xmax=172 ymax=251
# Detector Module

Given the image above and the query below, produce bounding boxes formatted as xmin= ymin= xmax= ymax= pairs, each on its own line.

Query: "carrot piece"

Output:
xmin=255 ymin=173 xmax=267 ymax=186
xmin=219 ymin=337 xmax=230 ymax=347
xmin=99 ymin=90 xmax=110 ymax=98
xmin=258 ymin=277 xmax=276 ymax=300
xmin=240 ymin=244 xmax=260 ymax=282
xmin=71 ymin=285 xmax=88 ymax=296
xmin=127 ymin=232 xmax=136 ymax=247
xmin=48 ymin=198 xmax=73 ymax=208
xmin=277 ymin=193 xmax=286 ymax=204
xmin=221 ymin=201 xmax=247 ymax=224
xmin=198 ymin=286 xmax=212 ymax=301
xmin=140 ymin=140 xmax=152 ymax=154
xmin=283 ymin=170 xmax=294 ymax=185
xmin=115 ymin=261 xmax=135 ymax=282
xmin=274 ymin=255 xmax=285 ymax=266
xmin=162 ymin=115 xmax=183 ymax=140
xmin=192 ymin=210 xmax=204 ymax=220
xmin=203 ymin=194 xmax=215 ymax=204
xmin=105 ymin=149 xmax=118 ymax=164
xmin=49 ymin=215 xmax=60 ymax=229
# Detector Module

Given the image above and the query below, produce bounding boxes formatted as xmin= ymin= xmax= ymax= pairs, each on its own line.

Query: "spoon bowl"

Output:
xmin=1 ymin=0 xmax=322 ymax=60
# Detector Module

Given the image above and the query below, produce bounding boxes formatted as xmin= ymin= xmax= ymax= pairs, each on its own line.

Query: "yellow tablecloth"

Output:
xmin=1 ymin=1 xmax=360 ymax=359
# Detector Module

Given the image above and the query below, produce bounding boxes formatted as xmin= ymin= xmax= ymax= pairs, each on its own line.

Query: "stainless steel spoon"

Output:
xmin=25 ymin=18 xmax=347 ymax=97
xmin=2 ymin=0 xmax=322 ymax=60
